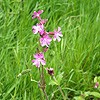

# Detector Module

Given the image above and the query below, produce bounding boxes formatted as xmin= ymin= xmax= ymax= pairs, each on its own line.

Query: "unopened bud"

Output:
xmin=94 ymin=82 xmax=99 ymax=88
xmin=46 ymin=68 xmax=54 ymax=76
xmin=43 ymin=47 xmax=48 ymax=52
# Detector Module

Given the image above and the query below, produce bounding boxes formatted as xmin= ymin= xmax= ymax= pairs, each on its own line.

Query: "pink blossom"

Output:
xmin=32 ymin=24 xmax=44 ymax=35
xmin=32 ymin=10 xmax=43 ymax=20
xmin=40 ymin=34 xmax=52 ymax=47
xmin=32 ymin=52 xmax=46 ymax=68
xmin=53 ymin=27 xmax=63 ymax=42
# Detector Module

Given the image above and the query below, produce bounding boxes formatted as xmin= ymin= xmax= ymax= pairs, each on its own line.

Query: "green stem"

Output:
xmin=53 ymin=76 xmax=66 ymax=100
xmin=58 ymin=85 xmax=66 ymax=100
xmin=40 ymin=89 xmax=44 ymax=100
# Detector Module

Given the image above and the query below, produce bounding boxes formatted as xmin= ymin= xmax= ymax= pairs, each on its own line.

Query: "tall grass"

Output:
xmin=0 ymin=0 xmax=100 ymax=99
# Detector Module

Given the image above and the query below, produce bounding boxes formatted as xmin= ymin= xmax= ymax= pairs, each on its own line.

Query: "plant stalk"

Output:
xmin=40 ymin=66 xmax=48 ymax=100
xmin=58 ymin=85 xmax=66 ymax=100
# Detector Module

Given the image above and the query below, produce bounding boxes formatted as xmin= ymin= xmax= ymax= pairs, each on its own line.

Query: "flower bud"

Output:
xmin=43 ymin=47 xmax=48 ymax=52
xmin=46 ymin=68 xmax=54 ymax=76
xmin=94 ymin=82 xmax=99 ymax=88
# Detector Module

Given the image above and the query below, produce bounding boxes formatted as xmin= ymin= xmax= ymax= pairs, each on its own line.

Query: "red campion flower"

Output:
xmin=32 ymin=10 xmax=43 ymax=20
xmin=32 ymin=52 xmax=46 ymax=68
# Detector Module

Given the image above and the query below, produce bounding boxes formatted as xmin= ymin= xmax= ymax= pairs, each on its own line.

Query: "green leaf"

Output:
xmin=56 ymin=72 xmax=64 ymax=85
xmin=94 ymin=77 xmax=97 ymax=83
xmin=90 ymin=92 xmax=100 ymax=98
xmin=84 ymin=91 xmax=100 ymax=98
xmin=49 ymin=79 xmax=58 ymax=86
xmin=84 ymin=91 xmax=91 ymax=97
xmin=94 ymin=76 xmax=100 ymax=83
xmin=97 ymin=76 xmax=100 ymax=83
xmin=74 ymin=96 xmax=85 ymax=100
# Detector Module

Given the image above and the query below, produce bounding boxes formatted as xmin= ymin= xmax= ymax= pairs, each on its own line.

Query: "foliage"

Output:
xmin=0 ymin=0 xmax=100 ymax=99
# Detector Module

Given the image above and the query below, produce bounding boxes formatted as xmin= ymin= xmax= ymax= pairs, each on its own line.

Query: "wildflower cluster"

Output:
xmin=31 ymin=10 xmax=63 ymax=100
xmin=32 ymin=10 xmax=63 ymax=74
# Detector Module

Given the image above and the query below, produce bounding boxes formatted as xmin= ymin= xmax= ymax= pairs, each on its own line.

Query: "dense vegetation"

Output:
xmin=0 ymin=0 xmax=100 ymax=99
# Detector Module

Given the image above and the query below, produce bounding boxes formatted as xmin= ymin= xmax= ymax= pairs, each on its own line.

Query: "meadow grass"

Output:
xmin=0 ymin=0 xmax=100 ymax=99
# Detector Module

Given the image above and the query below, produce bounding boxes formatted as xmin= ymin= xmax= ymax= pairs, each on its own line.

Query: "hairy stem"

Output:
xmin=43 ymin=89 xmax=48 ymax=100
xmin=39 ymin=66 xmax=48 ymax=100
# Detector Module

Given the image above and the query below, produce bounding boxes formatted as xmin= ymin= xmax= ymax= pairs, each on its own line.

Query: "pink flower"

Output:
xmin=40 ymin=34 xmax=52 ymax=47
xmin=53 ymin=27 xmax=63 ymax=42
xmin=32 ymin=10 xmax=43 ymax=20
xmin=32 ymin=52 xmax=46 ymax=68
xmin=32 ymin=24 xmax=44 ymax=35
